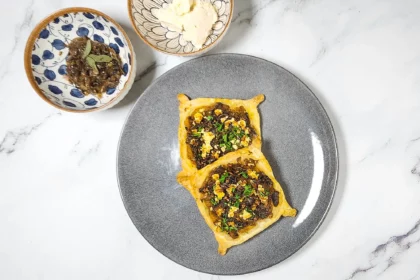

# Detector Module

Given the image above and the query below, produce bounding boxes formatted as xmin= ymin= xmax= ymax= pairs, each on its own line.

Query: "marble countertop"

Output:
xmin=2 ymin=0 xmax=420 ymax=279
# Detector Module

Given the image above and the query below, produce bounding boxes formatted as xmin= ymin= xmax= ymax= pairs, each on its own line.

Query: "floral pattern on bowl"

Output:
xmin=25 ymin=8 xmax=136 ymax=112
xmin=128 ymin=0 xmax=233 ymax=56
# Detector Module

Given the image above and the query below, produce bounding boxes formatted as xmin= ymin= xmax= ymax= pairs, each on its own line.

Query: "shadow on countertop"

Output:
xmin=110 ymin=23 xmax=157 ymax=111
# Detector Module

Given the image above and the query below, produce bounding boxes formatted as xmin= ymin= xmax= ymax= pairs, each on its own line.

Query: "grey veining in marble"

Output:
xmin=2 ymin=0 xmax=420 ymax=279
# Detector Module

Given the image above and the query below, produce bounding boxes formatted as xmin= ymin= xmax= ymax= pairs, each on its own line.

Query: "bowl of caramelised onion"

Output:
xmin=24 ymin=7 xmax=136 ymax=112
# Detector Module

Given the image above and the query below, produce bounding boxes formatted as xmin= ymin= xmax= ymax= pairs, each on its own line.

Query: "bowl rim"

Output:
xmin=127 ymin=0 xmax=234 ymax=56
xmin=24 ymin=7 xmax=136 ymax=113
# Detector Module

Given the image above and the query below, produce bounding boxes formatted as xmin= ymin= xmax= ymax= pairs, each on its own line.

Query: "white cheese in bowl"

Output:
xmin=155 ymin=0 xmax=218 ymax=49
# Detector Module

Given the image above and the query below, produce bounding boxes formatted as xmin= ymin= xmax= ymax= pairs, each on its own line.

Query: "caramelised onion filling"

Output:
xmin=199 ymin=158 xmax=279 ymax=239
xmin=186 ymin=103 xmax=255 ymax=169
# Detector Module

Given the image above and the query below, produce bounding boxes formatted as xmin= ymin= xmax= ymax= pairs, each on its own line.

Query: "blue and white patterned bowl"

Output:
xmin=25 ymin=7 xmax=136 ymax=112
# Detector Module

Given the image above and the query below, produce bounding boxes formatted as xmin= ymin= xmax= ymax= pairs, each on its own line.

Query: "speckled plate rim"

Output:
xmin=127 ymin=0 xmax=234 ymax=56
xmin=116 ymin=53 xmax=339 ymax=275
xmin=24 ymin=7 xmax=136 ymax=113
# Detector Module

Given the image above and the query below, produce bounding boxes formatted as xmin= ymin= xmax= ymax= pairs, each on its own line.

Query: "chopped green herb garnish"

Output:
xmin=225 ymin=142 xmax=233 ymax=151
xmin=215 ymin=122 xmax=224 ymax=132
xmin=221 ymin=217 xmax=228 ymax=231
xmin=220 ymin=171 xmax=229 ymax=183
xmin=221 ymin=217 xmax=237 ymax=232
xmin=260 ymin=191 xmax=270 ymax=197
xmin=233 ymin=193 xmax=241 ymax=207
xmin=229 ymin=127 xmax=245 ymax=139
xmin=228 ymin=132 xmax=235 ymax=141
xmin=222 ymin=134 xmax=228 ymax=143
xmin=233 ymin=200 xmax=240 ymax=208
xmin=192 ymin=127 xmax=203 ymax=137
xmin=205 ymin=115 xmax=213 ymax=121
xmin=211 ymin=197 xmax=219 ymax=205
xmin=243 ymin=184 xmax=253 ymax=197
xmin=240 ymin=171 xmax=248 ymax=178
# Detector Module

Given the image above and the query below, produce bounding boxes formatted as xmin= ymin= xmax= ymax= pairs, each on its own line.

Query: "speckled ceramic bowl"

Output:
xmin=128 ymin=0 xmax=233 ymax=56
xmin=24 ymin=7 xmax=136 ymax=112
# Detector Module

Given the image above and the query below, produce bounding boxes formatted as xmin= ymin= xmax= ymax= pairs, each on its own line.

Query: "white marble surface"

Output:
xmin=1 ymin=0 xmax=420 ymax=279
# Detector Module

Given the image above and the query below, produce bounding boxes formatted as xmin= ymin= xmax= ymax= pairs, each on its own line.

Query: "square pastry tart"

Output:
xmin=190 ymin=146 xmax=296 ymax=255
xmin=177 ymin=94 xmax=264 ymax=191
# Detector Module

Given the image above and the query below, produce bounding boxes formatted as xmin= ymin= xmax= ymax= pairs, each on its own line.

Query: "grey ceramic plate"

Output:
xmin=117 ymin=54 xmax=338 ymax=275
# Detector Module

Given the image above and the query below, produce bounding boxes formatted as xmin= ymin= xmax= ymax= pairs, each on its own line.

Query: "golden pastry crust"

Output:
xmin=177 ymin=94 xmax=264 ymax=190
xmin=191 ymin=146 xmax=296 ymax=255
